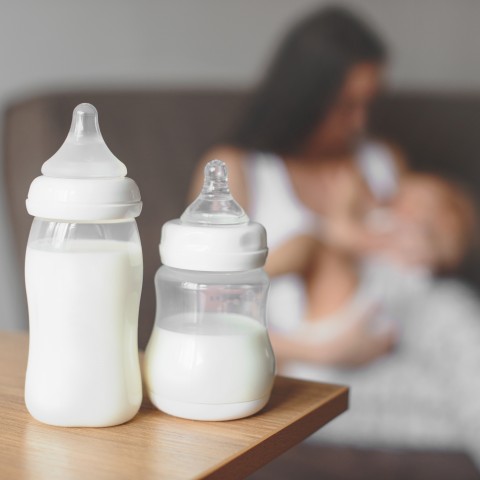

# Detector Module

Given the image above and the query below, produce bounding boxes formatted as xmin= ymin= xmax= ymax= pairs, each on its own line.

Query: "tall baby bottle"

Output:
xmin=144 ymin=160 xmax=275 ymax=421
xmin=24 ymin=104 xmax=143 ymax=427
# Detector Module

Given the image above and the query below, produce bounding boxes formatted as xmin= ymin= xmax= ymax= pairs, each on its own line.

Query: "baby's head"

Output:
xmin=392 ymin=173 xmax=476 ymax=271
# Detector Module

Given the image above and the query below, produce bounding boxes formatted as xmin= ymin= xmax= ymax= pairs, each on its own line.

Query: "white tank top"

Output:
xmin=245 ymin=152 xmax=317 ymax=250
xmin=244 ymin=142 xmax=400 ymax=333
xmin=245 ymin=142 xmax=398 ymax=248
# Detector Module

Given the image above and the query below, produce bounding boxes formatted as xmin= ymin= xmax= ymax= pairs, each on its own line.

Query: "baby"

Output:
xmin=385 ymin=173 xmax=475 ymax=271
xmin=266 ymin=172 xmax=476 ymax=370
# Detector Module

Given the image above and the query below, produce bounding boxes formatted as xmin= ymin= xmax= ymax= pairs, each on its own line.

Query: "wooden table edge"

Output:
xmin=199 ymin=384 xmax=349 ymax=480
xmin=1 ymin=331 xmax=349 ymax=480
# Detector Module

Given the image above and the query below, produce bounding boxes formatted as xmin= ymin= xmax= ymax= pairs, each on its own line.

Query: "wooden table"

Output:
xmin=0 ymin=332 xmax=348 ymax=479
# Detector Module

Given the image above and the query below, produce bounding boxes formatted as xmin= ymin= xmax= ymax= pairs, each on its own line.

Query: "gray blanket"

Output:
xmin=310 ymin=279 xmax=480 ymax=469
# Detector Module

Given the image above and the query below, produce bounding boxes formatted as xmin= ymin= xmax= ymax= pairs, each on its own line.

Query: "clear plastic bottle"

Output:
xmin=144 ymin=160 xmax=275 ymax=421
xmin=24 ymin=104 xmax=143 ymax=427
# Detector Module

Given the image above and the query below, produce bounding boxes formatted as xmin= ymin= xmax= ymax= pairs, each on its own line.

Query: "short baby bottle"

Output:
xmin=24 ymin=104 xmax=143 ymax=427
xmin=144 ymin=159 xmax=275 ymax=421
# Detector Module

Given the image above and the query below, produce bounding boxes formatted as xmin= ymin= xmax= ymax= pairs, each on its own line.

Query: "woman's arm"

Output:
xmin=270 ymin=306 xmax=397 ymax=367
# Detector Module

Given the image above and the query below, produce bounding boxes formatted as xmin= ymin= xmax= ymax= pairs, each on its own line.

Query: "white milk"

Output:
xmin=143 ymin=313 xmax=275 ymax=420
xmin=25 ymin=239 xmax=143 ymax=427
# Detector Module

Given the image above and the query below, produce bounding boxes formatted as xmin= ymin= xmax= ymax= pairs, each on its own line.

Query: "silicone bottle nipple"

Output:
xmin=41 ymin=103 xmax=127 ymax=179
xmin=181 ymin=159 xmax=249 ymax=225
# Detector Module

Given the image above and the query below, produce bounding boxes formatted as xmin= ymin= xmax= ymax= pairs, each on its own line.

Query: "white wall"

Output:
xmin=1 ymin=0 xmax=480 ymax=329
xmin=1 ymin=0 xmax=480 ymax=98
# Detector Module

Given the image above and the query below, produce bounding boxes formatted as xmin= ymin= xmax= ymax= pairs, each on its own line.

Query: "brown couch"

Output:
xmin=3 ymin=89 xmax=480 ymax=479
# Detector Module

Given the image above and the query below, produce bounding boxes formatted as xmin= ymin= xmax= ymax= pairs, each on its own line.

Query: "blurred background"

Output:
xmin=0 ymin=0 xmax=480 ymax=327
xmin=3 ymin=0 xmax=480 ymax=328
xmin=2 ymin=0 xmax=480 ymax=326
xmin=2 ymin=1 xmax=480 ymax=479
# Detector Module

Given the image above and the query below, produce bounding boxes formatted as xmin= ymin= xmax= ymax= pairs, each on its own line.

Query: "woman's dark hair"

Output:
xmin=229 ymin=6 xmax=387 ymax=156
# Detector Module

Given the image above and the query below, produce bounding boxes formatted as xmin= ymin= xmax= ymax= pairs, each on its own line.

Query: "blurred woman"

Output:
xmin=190 ymin=6 xmax=405 ymax=364
xmin=189 ymin=5 xmax=480 ymax=467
